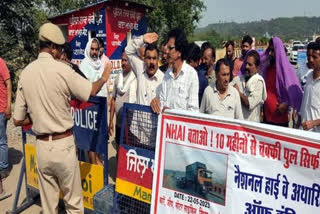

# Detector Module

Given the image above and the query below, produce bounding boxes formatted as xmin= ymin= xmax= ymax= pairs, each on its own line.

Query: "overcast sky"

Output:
xmin=198 ymin=0 xmax=320 ymax=27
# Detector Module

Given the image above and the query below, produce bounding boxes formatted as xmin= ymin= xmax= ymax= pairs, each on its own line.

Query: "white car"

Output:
xmin=292 ymin=40 xmax=303 ymax=46
xmin=290 ymin=45 xmax=305 ymax=64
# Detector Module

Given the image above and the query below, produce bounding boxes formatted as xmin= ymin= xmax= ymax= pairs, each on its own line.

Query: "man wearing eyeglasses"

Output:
xmin=151 ymin=28 xmax=199 ymax=113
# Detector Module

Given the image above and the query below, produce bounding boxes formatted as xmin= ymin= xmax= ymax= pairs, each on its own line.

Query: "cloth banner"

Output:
xmin=151 ymin=110 xmax=320 ymax=214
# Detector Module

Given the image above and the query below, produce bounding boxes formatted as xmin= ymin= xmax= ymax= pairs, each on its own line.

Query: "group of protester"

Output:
xmin=108 ymin=29 xmax=319 ymax=134
xmin=0 ymin=21 xmax=319 ymax=213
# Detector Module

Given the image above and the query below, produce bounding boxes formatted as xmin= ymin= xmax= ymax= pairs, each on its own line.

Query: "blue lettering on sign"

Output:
xmin=244 ymin=200 xmax=296 ymax=214
xmin=235 ymin=164 xmax=320 ymax=208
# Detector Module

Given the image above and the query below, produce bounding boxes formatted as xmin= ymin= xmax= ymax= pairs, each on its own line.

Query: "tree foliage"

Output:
xmin=188 ymin=29 xmax=224 ymax=49
xmin=132 ymin=0 xmax=206 ymax=41
xmin=197 ymin=17 xmax=320 ymax=42
xmin=0 ymin=0 xmax=47 ymax=93
xmin=42 ymin=0 xmax=102 ymax=17
xmin=0 ymin=0 xmax=205 ymax=96
xmin=0 ymin=0 xmax=102 ymax=95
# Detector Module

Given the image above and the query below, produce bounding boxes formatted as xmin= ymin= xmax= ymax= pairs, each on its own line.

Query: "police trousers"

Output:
xmin=36 ymin=135 xmax=83 ymax=214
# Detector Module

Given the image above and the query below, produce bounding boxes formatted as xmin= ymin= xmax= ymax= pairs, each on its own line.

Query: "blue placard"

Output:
xmin=71 ymin=96 xmax=108 ymax=154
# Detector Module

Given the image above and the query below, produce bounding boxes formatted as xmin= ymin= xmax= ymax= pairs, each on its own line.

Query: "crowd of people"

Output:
xmin=113 ymin=29 xmax=320 ymax=134
xmin=0 ymin=21 xmax=319 ymax=213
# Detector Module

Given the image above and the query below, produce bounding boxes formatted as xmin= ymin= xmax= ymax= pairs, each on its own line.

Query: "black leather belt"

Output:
xmin=36 ymin=129 xmax=73 ymax=141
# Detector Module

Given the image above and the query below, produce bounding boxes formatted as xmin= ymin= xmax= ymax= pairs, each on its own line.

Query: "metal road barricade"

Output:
xmin=113 ymin=103 xmax=158 ymax=214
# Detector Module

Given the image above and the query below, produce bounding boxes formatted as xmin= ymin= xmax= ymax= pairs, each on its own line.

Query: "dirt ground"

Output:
xmin=0 ymin=119 xmax=118 ymax=214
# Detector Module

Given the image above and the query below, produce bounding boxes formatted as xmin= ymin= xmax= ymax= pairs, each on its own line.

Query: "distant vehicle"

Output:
xmin=179 ymin=162 xmax=213 ymax=196
xmin=293 ymin=41 xmax=303 ymax=46
xmin=290 ymin=45 xmax=305 ymax=64
xmin=194 ymin=41 xmax=207 ymax=48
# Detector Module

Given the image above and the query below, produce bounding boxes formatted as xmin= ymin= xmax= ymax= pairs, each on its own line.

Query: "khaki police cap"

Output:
xmin=39 ymin=23 xmax=65 ymax=45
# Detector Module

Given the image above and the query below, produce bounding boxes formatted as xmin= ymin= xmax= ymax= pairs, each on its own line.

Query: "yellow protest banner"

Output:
xmin=24 ymin=144 xmax=104 ymax=210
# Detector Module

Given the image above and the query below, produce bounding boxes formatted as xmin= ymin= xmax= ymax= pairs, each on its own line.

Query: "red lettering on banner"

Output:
xmin=199 ymin=207 xmax=209 ymax=214
xmin=166 ymin=123 xmax=185 ymax=142
xmin=216 ymin=133 xmax=225 ymax=149
xmin=210 ymin=130 xmax=214 ymax=147
xmin=250 ymin=135 xmax=257 ymax=156
xmin=160 ymin=196 xmax=166 ymax=205
xmin=184 ymin=204 xmax=197 ymax=214
xmin=226 ymin=132 xmax=248 ymax=154
xmin=300 ymin=148 xmax=320 ymax=170
xmin=175 ymin=201 xmax=184 ymax=210
xmin=283 ymin=147 xmax=298 ymax=169
xmin=259 ymin=141 xmax=281 ymax=160
xmin=187 ymin=127 xmax=208 ymax=146
xmin=167 ymin=197 xmax=174 ymax=208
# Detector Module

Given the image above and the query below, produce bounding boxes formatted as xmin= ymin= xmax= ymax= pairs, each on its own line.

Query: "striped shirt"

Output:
xmin=159 ymin=61 xmax=199 ymax=111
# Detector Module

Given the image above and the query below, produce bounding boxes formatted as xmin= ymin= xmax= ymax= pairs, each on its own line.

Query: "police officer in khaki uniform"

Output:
xmin=13 ymin=23 xmax=112 ymax=214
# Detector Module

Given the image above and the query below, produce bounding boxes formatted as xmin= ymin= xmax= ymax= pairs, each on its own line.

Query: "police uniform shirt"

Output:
xmin=14 ymin=52 xmax=92 ymax=135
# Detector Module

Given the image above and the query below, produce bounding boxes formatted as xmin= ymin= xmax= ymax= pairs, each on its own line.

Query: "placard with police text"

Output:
xmin=70 ymin=96 xmax=108 ymax=154
xmin=151 ymin=110 xmax=320 ymax=214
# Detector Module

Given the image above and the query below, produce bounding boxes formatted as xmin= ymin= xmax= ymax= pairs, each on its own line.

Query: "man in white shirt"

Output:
xmin=151 ymin=28 xmax=199 ymax=113
xmin=80 ymin=38 xmax=111 ymax=165
xmin=80 ymin=38 xmax=108 ymax=97
xmin=233 ymin=50 xmax=267 ymax=122
xmin=298 ymin=43 xmax=320 ymax=132
xmin=109 ymin=50 xmax=137 ymax=144
xmin=125 ymin=33 xmax=164 ymax=148
xmin=200 ymin=58 xmax=243 ymax=120
xmin=125 ymin=33 xmax=164 ymax=105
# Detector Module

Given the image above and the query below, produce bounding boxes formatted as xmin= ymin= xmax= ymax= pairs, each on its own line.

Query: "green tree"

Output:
xmin=132 ymin=0 xmax=206 ymax=41
xmin=0 ymin=0 xmax=47 ymax=94
xmin=189 ymin=29 xmax=224 ymax=49
xmin=1 ymin=0 xmax=206 ymax=97
xmin=42 ymin=0 xmax=102 ymax=17
xmin=0 ymin=0 xmax=99 ymax=96
xmin=198 ymin=16 xmax=320 ymax=42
